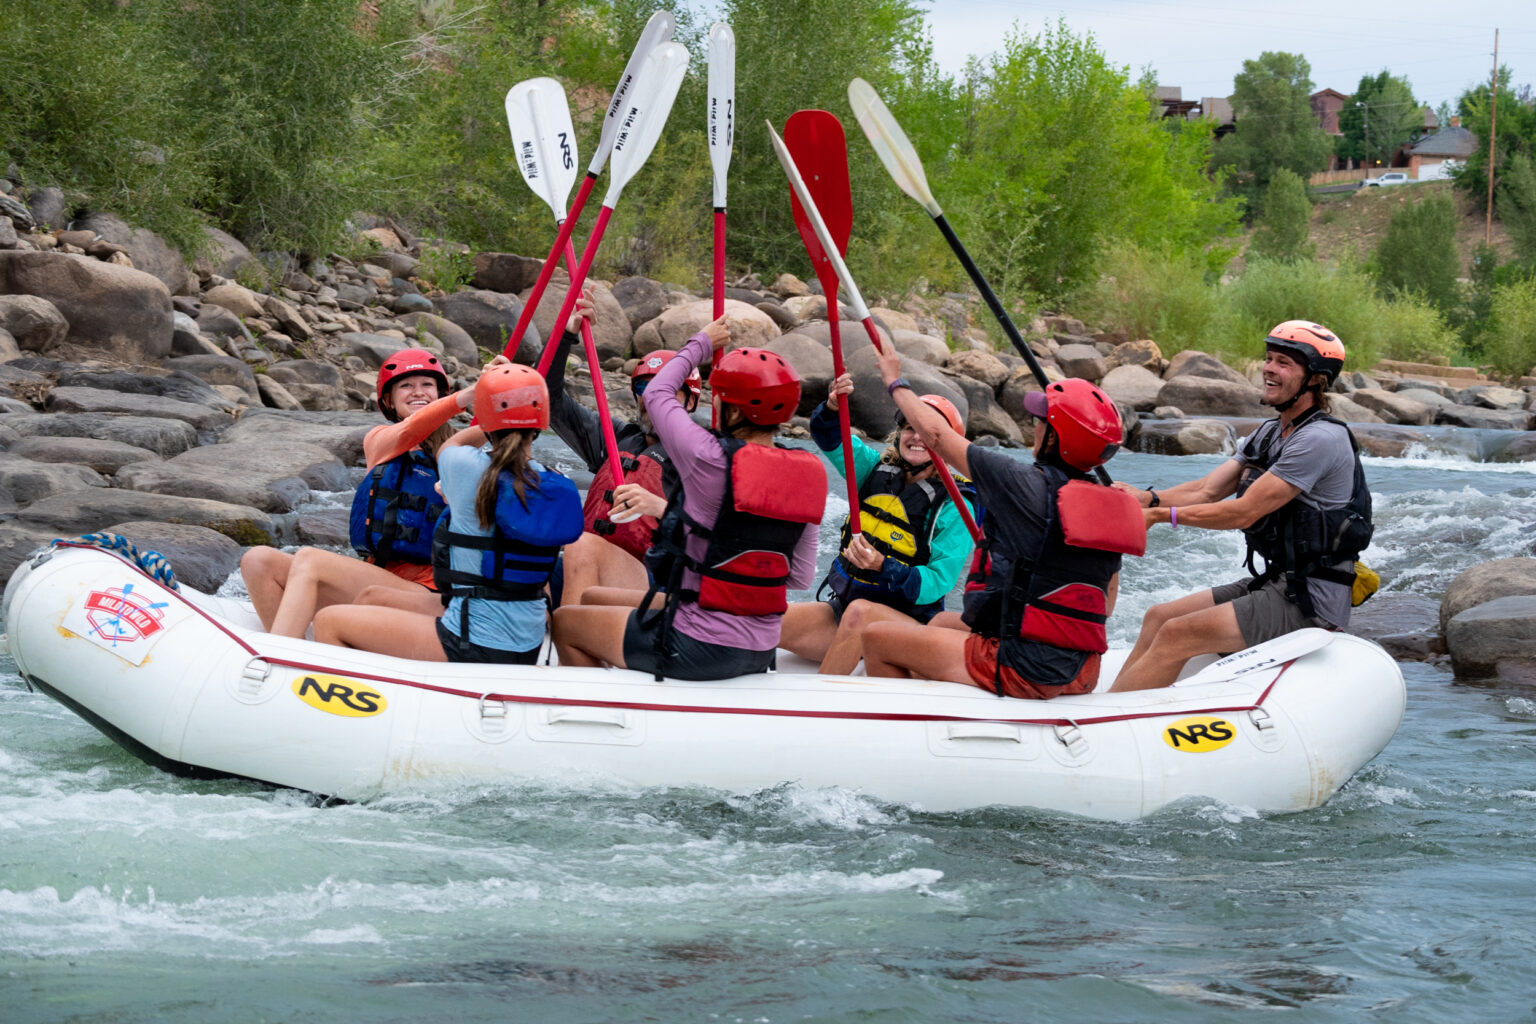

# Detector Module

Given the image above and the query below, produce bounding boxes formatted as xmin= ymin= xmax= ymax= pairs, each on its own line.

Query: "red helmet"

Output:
xmin=632 ymin=350 xmax=703 ymax=397
xmin=1265 ymin=321 xmax=1345 ymax=383
xmin=710 ymin=348 xmax=801 ymax=426
xmin=1023 ymin=378 xmax=1123 ymax=471
xmin=377 ymin=348 xmax=448 ymax=421
xmin=475 ymin=364 xmax=549 ymax=431
xmin=895 ymin=394 xmax=966 ymax=436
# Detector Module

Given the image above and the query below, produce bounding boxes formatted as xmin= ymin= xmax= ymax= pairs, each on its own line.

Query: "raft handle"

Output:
xmin=944 ymin=722 xmax=1022 ymax=743
xmin=548 ymin=707 xmax=629 ymax=729
xmin=478 ymin=695 xmax=508 ymax=720
xmin=1249 ymin=707 xmax=1275 ymax=732
xmin=238 ymin=658 xmax=271 ymax=699
xmin=1052 ymin=723 xmax=1088 ymax=759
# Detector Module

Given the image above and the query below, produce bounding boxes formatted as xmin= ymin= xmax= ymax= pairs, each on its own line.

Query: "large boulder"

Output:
xmin=1446 ymin=596 xmax=1536 ymax=681
xmin=765 ymin=332 xmax=835 ymax=415
xmin=0 ymin=251 xmax=172 ymax=361
xmin=6 ymin=435 xmax=161 ymax=475
xmin=202 ymin=282 xmax=266 ymax=319
xmin=1156 ymin=376 xmax=1268 ymax=418
xmin=0 ymin=295 xmax=69 ymax=352
xmin=1131 ymin=418 xmax=1238 ymax=456
xmin=1439 ymin=557 xmax=1536 ymax=634
xmin=844 ymin=347 xmax=965 ymax=438
xmin=56 ymin=367 xmax=233 ymax=411
xmin=220 ymin=409 xmax=376 ymax=466
xmin=435 ymin=288 xmax=541 ymax=363
xmin=72 ymin=212 xmax=188 ymax=294
xmin=521 ymin=278 xmax=632 ymax=363
xmin=396 ymin=311 xmax=478 ymax=365
xmin=1100 ymin=364 xmax=1164 ymax=412
xmin=610 ymin=276 xmax=668 ymax=332
xmin=193 ymin=226 xmax=255 ymax=279
xmin=1109 ymin=338 xmax=1163 ymax=373
xmin=891 ymin=330 xmax=949 ymax=366
xmin=0 ymin=452 xmax=108 ymax=508
xmin=101 ymin=521 xmax=245 ymax=594
xmin=45 ymin=387 xmax=233 ymax=432
xmin=164 ymin=355 xmax=260 ymax=398
xmin=945 ymin=373 xmax=1018 ymax=441
xmin=13 ymin=489 xmax=275 ymax=547
xmin=471 ymin=251 xmax=543 ymax=294
xmin=0 ymin=412 xmax=198 ymax=458
xmin=633 ymin=299 xmax=779 ymax=356
xmin=1350 ymin=388 xmax=1435 ymax=425
xmin=1324 ymin=394 xmax=1385 ymax=423
xmin=115 ymin=441 xmax=349 ymax=513
xmin=945 ymin=349 xmax=1011 ymax=390
xmin=1164 ymin=349 xmax=1248 ymax=385
xmin=1435 ymin=406 xmax=1534 ymax=430
xmin=267 ymin=359 xmax=344 ymax=387
xmin=1054 ymin=343 xmax=1108 ymax=381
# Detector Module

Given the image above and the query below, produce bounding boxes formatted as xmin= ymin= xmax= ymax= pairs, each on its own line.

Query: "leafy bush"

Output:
xmin=1247 ymin=168 xmax=1313 ymax=263
xmin=1374 ymin=192 xmax=1461 ymax=312
xmin=1074 ymin=245 xmax=1225 ymax=352
xmin=1480 ymin=277 xmax=1536 ymax=378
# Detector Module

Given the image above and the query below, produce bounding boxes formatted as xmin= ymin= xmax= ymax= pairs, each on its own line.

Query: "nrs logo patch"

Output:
xmin=293 ymin=675 xmax=387 ymax=718
xmin=1162 ymin=716 xmax=1236 ymax=753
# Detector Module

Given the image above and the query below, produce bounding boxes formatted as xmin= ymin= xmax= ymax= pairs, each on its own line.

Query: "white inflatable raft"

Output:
xmin=3 ymin=542 xmax=1406 ymax=820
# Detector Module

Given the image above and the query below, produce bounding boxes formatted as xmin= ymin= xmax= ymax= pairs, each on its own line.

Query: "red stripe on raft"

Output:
xmin=60 ymin=542 xmax=1294 ymax=728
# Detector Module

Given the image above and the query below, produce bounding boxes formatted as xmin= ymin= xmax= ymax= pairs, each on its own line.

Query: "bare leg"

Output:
xmin=268 ymin=548 xmax=427 ymax=638
xmin=355 ymin=583 xmax=444 ymax=617
xmin=559 ymin=532 xmax=649 ymax=607
xmin=862 ymin=621 xmax=972 ymax=682
xmin=928 ymin=610 xmax=970 ymax=631
xmin=1116 ymin=589 xmax=1216 ymax=681
xmin=241 ymin=546 xmax=294 ymax=630
xmin=1109 ymin=601 xmax=1245 ymax=692
xmin=581 ymin=586 xmax=654 ymax=608
xmin=551 ymin=605 xmax=632 ymax=668
xmin=313 ymin=605 xmax=447 ymax=661
xmin=819 ymin=600 xmax=918 ymax=676
xmin=779 ymin=602 xmax=838 ymax=665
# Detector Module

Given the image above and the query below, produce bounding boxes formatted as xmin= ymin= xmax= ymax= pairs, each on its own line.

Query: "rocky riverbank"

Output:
xmin=0 ymin=189 xmax=1532 ymax=679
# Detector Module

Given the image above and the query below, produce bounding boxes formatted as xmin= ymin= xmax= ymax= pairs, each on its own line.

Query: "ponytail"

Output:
xmin=475 ymin=429 xmax=540 ymax=528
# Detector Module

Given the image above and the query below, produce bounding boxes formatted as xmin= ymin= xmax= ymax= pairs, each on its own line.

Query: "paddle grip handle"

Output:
xmin=931 ymin=214 xmax=1110 ymax=486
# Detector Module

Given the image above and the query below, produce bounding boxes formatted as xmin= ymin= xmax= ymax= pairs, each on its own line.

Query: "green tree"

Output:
xmin=1248 ymin=168 xmax=1313 ymax=263
xmin=1374 ymin=193 xmax=1461 ymax=311
xmin=1480 ymin=276 xmax=1536 ymax=377
xmin=1214 ymin=51 xmax=1333 ymax=216
xmin=1498 ymin=152 xmax=1536 ymax=270
xmin=1454 ymin=67 xmax=1536 ymax=213
xmin=939 ymin=21 xmax=1239 ymax=302
xmin=1336 ymin=71 xmax=1422 ymax=169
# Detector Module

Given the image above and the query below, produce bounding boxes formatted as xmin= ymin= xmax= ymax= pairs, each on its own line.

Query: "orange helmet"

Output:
xmin=711 ymin=348 xmax=801 ymax=426
xmin=632 ymin=350 xmax=703 ymax=397
xmin=1265 ymin=321 xmax=1345 ymax=383
xmin=1023 ymin=379 xmax=1123 ymax=472
xmin=475 ymin=364 xmax=549 ymax=431
xmin=895 ymin=394 xmax=966 ymax=436
xmin=377 ymin=348 xmax=448 ymax=421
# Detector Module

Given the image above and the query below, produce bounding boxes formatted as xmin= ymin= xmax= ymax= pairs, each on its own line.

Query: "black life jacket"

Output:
xmin=1236 ymin=408 xmax=1373 ymax=618
xmin=430 ymin=466 xmax=584 ymax=639
xmin=963 ymin=463 xmax=1144 ymax=693
xmin=582 ymin=440 xmax=672 ymax=560
xmin=822 ymin=462 xmax=971 ymax=618
xmin=641 ymin=435 xmax=826 ymax=680
xmin=349 ymin=449 xmax=446 ymax=565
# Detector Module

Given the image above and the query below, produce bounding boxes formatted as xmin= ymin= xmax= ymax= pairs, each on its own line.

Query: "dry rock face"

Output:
xmin=0 ymin=251 xmax=172 ymax=361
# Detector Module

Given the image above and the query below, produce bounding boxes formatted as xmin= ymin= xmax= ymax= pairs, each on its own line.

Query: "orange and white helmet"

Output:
xmin=475 ymin=364 xmax=549 ymax=431
xmin=1265 ymin=321 xmax=1346 ymax=383
xmin=895 ymin=394 xmax=966 ymax=436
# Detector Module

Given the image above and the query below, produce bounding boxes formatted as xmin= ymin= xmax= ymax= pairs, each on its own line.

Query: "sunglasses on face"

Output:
xmin=632 ymin=378 xmax=651 ymax=397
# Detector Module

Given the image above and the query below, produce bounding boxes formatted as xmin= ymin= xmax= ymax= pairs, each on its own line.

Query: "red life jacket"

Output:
xmin=581 ymin=442 xmax=670 ymax=560
xmin=965 ymin=465 xmax=1143 ymax=691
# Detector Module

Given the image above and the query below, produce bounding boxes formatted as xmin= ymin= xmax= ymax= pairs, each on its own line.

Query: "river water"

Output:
xmin=3 ymin=437 xmax=1535 ymax=1023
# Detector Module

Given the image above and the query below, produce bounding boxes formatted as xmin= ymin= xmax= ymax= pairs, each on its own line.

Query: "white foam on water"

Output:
xmin=1364 ymin=447 xmax=1536 ymax=475
xmin=300 ymin=924 xmax=385 ymax=945
xmin=1504 ymin=698 xmax=1536 ymax=717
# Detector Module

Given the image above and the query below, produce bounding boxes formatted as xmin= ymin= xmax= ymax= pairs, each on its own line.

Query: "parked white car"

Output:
xmin=1364 ymin=172 xmax=1410 ymax=187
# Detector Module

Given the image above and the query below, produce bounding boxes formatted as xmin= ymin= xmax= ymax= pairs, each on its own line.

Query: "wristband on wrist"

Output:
xmin=1169 ymin=506 xmax=1179 ymax=528
xmin=887 ymin=377 xmax=911 ymax=396
xmin=1147 ymin=487 xmax=1160 ymax=508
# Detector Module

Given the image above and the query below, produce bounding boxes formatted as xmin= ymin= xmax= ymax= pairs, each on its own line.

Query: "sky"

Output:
xmin=923 ymin=0 xmax=1535 ymax=111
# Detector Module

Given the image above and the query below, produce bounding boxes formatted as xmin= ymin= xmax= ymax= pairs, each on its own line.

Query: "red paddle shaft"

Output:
xmin=559 ymin=234 xmax=624 ymax=488
xmin=505 ymin=172 xmax=595 ymax=368
xmin=711 ymin=207 xmax=725 ymax=428
xmin=859 ymin=319 xmax=982 ymax=543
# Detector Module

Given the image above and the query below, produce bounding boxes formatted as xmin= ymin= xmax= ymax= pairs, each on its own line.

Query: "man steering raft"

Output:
xmin=1109 ymin=320 xmax=1374 ymax=691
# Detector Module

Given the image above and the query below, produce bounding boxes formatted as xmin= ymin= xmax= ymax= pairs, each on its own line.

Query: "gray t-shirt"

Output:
xmin=1230 ymin=416 xmax=1357 ymax=627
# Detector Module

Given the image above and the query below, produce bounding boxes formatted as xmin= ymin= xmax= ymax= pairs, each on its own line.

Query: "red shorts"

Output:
xmin=382 ymin=560 xmax=438 ymax=591
xmin=962 ymin=635 xmax=1100 ymax=700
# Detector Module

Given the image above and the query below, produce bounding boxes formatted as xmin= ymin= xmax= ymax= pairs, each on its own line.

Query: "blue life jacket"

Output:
xmin=349 ymin=450 xmax=446 ymax=565
xmin=431 ymin=467 xmax=584 ymax=637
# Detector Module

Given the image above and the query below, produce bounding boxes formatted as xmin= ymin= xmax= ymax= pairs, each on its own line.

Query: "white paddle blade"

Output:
xmin=707 ymin=22 xmax=736 ymax=208
xmin=1172 ymin=628 xmax=1336 ymax=688
xmin=591 ymin=9 xmax=676 ymax=177
xmin=847 ymin=77 xmax=942 ymax=218
xmin=505 ymin=78 xmax=579 ymax=221
xmin=604 ymin=42 xmax=691 ymax=206
xmin=765 ymin=120 xmax=872 ymax=320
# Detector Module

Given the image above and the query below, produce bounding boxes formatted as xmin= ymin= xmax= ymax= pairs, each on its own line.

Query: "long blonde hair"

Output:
xmin=475 ymin=429 xmax=540 ymax=529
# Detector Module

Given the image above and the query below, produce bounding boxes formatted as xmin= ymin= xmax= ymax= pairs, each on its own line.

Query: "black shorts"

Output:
xmin=621 ymin=609 xmax=773 ymax=681
xmin=435 ymin=618 xmax=541 ymax=665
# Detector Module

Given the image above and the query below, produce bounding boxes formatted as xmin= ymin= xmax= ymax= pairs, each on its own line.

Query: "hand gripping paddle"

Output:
xmin=706 ymin=22 xmax=735 ymax=425
xmin=500 ymin=10 xmax=675 ymax=366
xmin=505 ymin=76 xmax=627 ymax=491
xmin=847 ymin=77 xmax=1111 ymax=486
xmin=768 ymin=119 xmax=981 ymax=543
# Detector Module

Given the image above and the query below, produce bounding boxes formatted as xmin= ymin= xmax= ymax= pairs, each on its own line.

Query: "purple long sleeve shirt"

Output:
xmin=642 ymin=332 xmax=820 ymax=652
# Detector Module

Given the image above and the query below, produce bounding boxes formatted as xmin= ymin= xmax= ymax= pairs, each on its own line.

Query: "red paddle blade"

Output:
xmin=783 ymin=110 xmax=852 ymax=293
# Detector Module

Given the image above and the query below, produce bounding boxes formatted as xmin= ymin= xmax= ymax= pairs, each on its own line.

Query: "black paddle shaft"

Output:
xmin=932 ymin=213 xmax=1112 ymax=485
